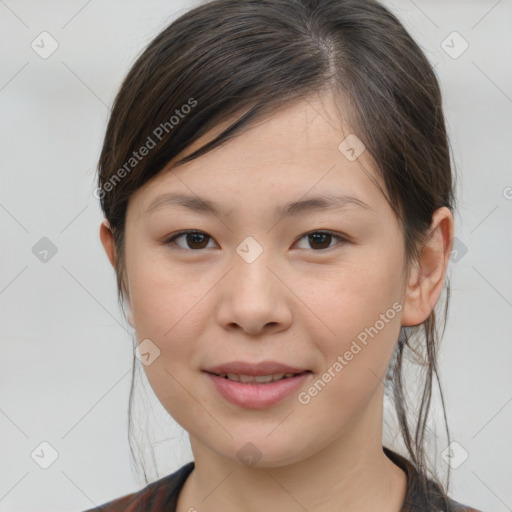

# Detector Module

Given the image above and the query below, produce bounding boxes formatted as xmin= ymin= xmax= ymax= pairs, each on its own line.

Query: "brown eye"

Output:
xmin=164 ymin=230 xmax=347 ymax=252
xmin=295 ymin=231 xmax=347 ymax=251
xmin=166 ymin=231 xmax=215 ymax=250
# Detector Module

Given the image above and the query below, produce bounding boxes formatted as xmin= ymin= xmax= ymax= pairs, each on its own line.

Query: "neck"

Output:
xmin=177 ymin=392 xmax=407 ymax=512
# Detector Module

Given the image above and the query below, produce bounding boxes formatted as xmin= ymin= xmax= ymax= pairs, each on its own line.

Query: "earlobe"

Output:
xmin=99 ymin=219 xmax=116 ymax=269
xmin=401 ymin=207 xmax=454 ymax=327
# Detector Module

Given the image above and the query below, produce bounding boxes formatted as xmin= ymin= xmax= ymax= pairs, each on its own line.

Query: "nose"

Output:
xmin=214 ymin=248 xmax=293 ymax=336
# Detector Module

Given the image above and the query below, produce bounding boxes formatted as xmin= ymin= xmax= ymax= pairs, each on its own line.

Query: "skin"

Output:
xmin=100 ymin=91 xmax=454 ymax=512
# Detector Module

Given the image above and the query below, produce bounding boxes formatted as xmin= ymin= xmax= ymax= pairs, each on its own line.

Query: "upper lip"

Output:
xmin=204 ymin=361 xmax=310 ymax=376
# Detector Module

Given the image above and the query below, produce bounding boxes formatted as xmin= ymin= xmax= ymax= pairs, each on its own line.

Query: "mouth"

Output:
xmin=203 ymin=368 xmax=313 ymax=409
xmin=206 ymin=370 xmax=311 ymax=384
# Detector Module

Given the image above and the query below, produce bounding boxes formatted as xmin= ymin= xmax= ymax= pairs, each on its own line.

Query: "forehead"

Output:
xmin=129 ymin=94 xmax=387 ymax=218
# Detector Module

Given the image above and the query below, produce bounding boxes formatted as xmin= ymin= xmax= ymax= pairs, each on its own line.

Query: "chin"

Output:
xmin=215 ymin=434 xmax=318 ymax=469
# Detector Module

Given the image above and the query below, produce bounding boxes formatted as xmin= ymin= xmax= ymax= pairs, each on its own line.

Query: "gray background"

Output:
xmin=1 ymin=1 xmax=511 ymax=511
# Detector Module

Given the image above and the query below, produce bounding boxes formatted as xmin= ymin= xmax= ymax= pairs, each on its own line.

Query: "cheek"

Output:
xmin=299 ymin=280 xmax=402 ymax=428
xmin=129 ymin=269 xmax=204 ymax=421
xmin=127 ymin=262 xmax=209 ymax=406
xmin=300 ymin=260 xmax=403 ymax=420
xmin=128 ymin=252 xmax=209 ymax=338
xmin=306 ymin=256 xmax=403 ymax=346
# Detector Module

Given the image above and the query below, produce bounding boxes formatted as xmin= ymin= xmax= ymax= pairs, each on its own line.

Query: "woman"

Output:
xmin=88 ymin=0 xmax=482 ymax=510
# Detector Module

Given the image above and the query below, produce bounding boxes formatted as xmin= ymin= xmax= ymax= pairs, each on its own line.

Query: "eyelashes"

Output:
xmin=165 ymin=230 xmax=216 ymax=250
xmin=164 ymin=230 xmax=348 ymax=252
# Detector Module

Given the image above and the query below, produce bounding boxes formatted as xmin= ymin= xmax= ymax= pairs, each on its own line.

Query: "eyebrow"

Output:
xmin=144 ymin=192 xmax=374 ymax=218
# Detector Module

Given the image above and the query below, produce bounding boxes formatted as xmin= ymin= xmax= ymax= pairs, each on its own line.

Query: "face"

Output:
xmin=119 ymin=93 xmax=411 ymax=467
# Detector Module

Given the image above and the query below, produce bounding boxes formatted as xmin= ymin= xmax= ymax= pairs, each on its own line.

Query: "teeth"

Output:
xmin=220 ymin=373 xmax=297 ymax=383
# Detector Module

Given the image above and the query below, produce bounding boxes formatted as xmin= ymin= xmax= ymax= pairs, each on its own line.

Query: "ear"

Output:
xmin=99 ymin=219 xmax=116 ymax=269
xmin=99 ymin=219 xmax=135 ymax=328
xmin=401 ymin=207 xmax=454 ymax=327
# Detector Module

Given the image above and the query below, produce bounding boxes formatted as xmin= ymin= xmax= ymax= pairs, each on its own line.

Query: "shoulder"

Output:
xmin=445 ymin=496 xmax=484 ymax=512
xmin=383 ymin=447 xmax=484 ymax=512
xmin=79 ymin=461 xmax=195 ymax=512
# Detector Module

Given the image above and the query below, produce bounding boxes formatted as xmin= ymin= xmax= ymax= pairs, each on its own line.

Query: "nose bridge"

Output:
xmin=235 ymin=234 xmax=267 ymax=268
xmin=231 ymin=234 xmax=274 ymax=296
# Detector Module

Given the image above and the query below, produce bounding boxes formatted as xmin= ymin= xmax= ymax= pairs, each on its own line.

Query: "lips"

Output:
xmin=204 ymin=361 xmax=309 ymax=376
xmin=203 ymin=361 xmax=312 ymax=408
xmin=215 ymin=372 xmax=301 ymax=384
xmin=205 ymin=371 xmax=312 ymax=408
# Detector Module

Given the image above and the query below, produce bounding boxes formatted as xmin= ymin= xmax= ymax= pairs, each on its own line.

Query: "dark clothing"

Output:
xmin=82 ymin=448 xmax=483 ymax=512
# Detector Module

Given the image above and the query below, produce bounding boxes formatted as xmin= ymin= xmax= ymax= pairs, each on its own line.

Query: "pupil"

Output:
xmin=310 ymin=233 xmax=330 ymax=249
xmin=188 ymin=233 xmax=207 ymax=249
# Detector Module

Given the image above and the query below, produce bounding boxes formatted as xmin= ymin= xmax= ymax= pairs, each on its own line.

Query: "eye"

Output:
xmin=294 ymin=230 xmax=347 ymax=251
xmin=165 ymin=230 xmax=217 ymax=250
xmin=164 ymin=229 xmax=347 ymax=251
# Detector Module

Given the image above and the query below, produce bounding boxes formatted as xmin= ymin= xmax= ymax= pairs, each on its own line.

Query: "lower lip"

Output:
xmin=204 ymin=371 xmax=312 ymax=409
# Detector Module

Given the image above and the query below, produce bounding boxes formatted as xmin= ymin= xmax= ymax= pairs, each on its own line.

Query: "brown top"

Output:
xmin=82 ymin=448 xmax=483 ymax=512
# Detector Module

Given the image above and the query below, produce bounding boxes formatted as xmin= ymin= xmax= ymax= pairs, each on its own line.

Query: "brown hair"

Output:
xmin=96 ymin=0 xmax=457 ymax=509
